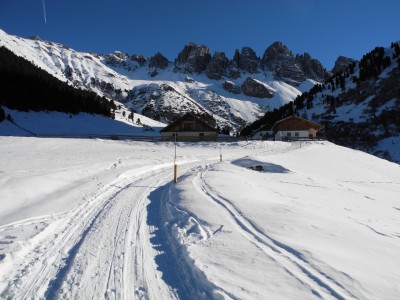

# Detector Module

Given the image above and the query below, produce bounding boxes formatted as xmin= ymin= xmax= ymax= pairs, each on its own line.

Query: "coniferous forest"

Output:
xmin=0 ymin=46 xmax=116 ymax=122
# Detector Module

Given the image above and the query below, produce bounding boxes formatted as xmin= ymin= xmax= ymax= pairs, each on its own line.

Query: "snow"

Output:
xmin=376 ymin=136 xmax=400 ymax=163
xmin=0 ymin=29 xmax=319 ymax=130
xmin=0 ymin=108 xmax=164 ymax=136
xmin=1 ymin=137 xmax=399 ymax=299
xmin=298 ymin=78 xmax=321 ymax=93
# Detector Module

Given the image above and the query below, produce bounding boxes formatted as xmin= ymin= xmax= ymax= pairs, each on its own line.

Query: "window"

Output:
xmin=287 ymin=132 xmax=291 ymax=137
xmin=199 ymin=133 xmax=204 ymax=137
xmin=295 ymin=132 xmax=299 ymax=137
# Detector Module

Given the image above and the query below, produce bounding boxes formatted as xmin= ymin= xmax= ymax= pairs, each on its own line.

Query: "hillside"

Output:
xmin=0 ymin=46 xmax=115 ymax=119
xmin=0 ymin=29 xmax=326 ymax=133
xmin=0 ymin=107 xmax=164 ymax=137
xmin=0 ymin=138 xmax=399 ymax=299
xmin=242 ymin=42 xmax=400 ymax=163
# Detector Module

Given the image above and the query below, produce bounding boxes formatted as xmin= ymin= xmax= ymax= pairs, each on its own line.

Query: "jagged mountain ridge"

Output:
xmin=0 ymin=29 xmax=329 ymax=132
xmin=242 ymin=42 xmax=400 ymax=163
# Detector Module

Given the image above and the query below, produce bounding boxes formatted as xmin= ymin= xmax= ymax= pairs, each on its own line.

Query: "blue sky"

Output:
xmin=1 ymin=0 xmax=399 ymax=69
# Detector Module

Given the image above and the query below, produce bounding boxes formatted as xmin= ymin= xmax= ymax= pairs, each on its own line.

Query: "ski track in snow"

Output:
xmin=1 ymin=140 xmax=398 ymax=299
xmin=193 ymin=164 xmax=360 ymax=300
xmin=0 ymin=165 xmax=181 ymax=299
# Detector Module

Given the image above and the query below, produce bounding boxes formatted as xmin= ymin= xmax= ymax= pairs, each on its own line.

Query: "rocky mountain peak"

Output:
xmin=295 ymin=52 xmax=329 ymax=81
xmin=232 ymin=47 xmax=260 ymax=74
xmin=131 ymin=54 xmax=147 ymax=67
xmin=206 ymin=51 xmax=229 ymax=80
xmin=262 ymin=42 xmax=327 ymax=84
xmin=262 ymin=41 xmax=304 ymax=85
xmin=174 ymin=42 xmax=211 ymax=74
xmin=263 ymin=41 xmax=293 ymax=60
xmin=331 ymin=56 xmax=356 ymax=74
xmin=149 ymin=52 xmax=169 ymax=69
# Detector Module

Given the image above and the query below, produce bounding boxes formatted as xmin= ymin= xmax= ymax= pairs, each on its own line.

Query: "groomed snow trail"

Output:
xmin=0 ymin=165 xmax=180 ymax=299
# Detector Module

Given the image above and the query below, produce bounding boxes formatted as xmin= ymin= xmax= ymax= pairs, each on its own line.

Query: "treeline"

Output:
xmin=358 ymin=47 xmax=392 ymax=81
xmin=240 ymin=83 xmax=323 ymax=136
xmin=0 ymin=46 xmax=116 ymax=120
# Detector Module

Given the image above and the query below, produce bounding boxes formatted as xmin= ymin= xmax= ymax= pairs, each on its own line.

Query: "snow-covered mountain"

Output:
xmin=0 ymin=29 xmax=325 ymax=132
xmin=243 ymin=42 xmax=400 ymax=163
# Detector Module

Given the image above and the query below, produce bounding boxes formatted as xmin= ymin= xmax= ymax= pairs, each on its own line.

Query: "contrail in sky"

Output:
xmin=42 ymin=0 xmax=47 ymax=24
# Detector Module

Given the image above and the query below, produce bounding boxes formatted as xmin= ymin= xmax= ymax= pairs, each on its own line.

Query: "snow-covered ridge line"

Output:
xmin=0 ymin=29 xmax=320 ymax=132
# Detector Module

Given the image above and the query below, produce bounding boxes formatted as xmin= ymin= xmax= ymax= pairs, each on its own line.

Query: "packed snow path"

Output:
xmin=1 ymin=138 xmax=399 ymax=299
xmin=0 ymin=165 xmax=177 ymax=299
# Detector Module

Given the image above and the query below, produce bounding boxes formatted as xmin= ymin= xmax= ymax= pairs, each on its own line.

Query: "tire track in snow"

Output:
xmin=195 ymin=164 xmax=359 ymax=300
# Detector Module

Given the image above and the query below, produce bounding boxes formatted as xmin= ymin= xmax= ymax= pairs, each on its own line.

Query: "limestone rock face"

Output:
xmin=232 ymin=47 xmax=260 ymax=74
xmin=331 ymin=56 xmax=356 ymax=74
xmin=296 ymin=52 xmax=328 ymax=81
xmin=223 ymin=81 xmax=241 ymax=94
xmin=241 ymin=77 xmax=275 ymax=98
xmin=262 ymin=41 xmax=305 ymax=85
xmin=149 ymin=52 xmax=169 ymax=69
xmin=206 ymin=52 xmax=229 ymax=80
xmin=174 ymin=43 xmax=211 ymax=73
xmin=262 ymin=41 xmax=327 ymax=85
xmin=131 ymin=54 xmax=147 ymax=67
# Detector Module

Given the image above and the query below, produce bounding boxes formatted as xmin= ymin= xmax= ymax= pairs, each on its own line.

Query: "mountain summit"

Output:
xmin=0 ymin=29 xmax=329 ymax=133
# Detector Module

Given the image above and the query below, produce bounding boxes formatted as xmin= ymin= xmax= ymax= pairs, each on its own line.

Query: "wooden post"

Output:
xmin=220 ymin=145 xmax=222 ymax=162
xmin=174 ymin=132 xmax=178 ymax=183
xmin=174 ymin=164 xmax=178 ymax=183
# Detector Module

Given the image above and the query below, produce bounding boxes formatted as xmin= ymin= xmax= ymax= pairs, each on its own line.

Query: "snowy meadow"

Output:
xmin=0 ymin=137 xmax=399 ymax=299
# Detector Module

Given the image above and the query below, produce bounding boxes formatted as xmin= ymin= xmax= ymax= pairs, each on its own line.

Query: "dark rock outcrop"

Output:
xmin=241 ymin=77 xmax=275 ymax=98
xmin=232 ymin=47 xmax=260 ymax=74
xmin=149 ymin=70 xmax=158 ymax=77
xmin=206 ymin=52 xmax=229 ymax=80
xmin=131 ymin=54 xmax=147 ymax=67
xmin=105 ymin=51 xmax=147 ymax=72
xmin=295 ymin=52 xmax=328 ymax=81
xmin=106 ymin=51 xmax=126 ymax=63
xmin=262 ymin=41 xmax=305 ymax=85
xmin=30 ymin=36 xmax=42 ymax=41
xmin=223 ymin=81 xmax=241 ymax=94
xmin=149 ymin=52 xmax=169 ymax=69
xmin=174 ymin=42 xmax=211 ymax=73
xmin=331 ymin=56 xmax=356 ymax=74
xmin=262 ymin=41 xmax=327 ymax=84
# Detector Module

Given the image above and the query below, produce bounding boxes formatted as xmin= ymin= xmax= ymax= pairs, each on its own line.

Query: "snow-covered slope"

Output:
xmin=0 ymin=107 xmax=164 ymax=136
xmin=0 ymin=29 xmax=322 ymax=132
xmin=244 ymin=42 xmax=400 ymax=163
xmin=0 ymin=137 xmax=399 ymax=299
xmin=296 ymin=43 xmax=400 ymax=163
